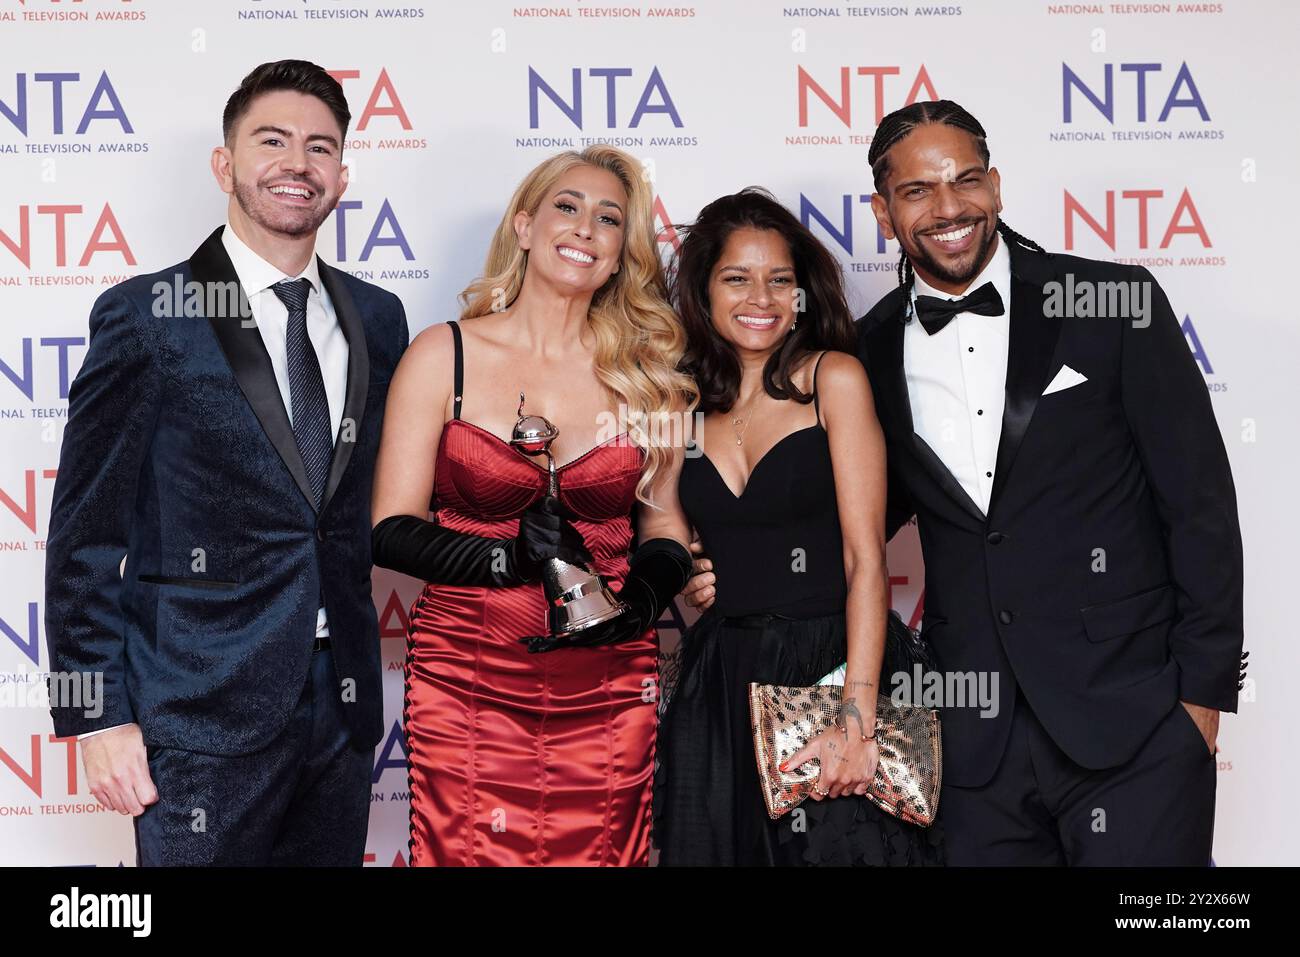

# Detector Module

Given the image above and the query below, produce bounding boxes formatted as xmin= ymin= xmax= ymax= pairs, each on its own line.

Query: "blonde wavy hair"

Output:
xmin=459 ymin=145 xmax=697 ymax=507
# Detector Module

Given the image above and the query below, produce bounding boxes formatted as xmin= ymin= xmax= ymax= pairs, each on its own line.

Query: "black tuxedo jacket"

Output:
xmin=857 ymin=242 xmax=1243 ymax=787
xmin=45 ymin=226 xmax=408 ymax=754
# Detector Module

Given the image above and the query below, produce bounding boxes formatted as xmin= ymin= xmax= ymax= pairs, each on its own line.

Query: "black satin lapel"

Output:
xmin=317 ymin=260 xmax=369 ymax=512
xmin=188 ymin=226 xmax=317 ymax=511
xmin=910 ymin=435 xmax=986 ymax=525
xmin=869 ymin=308 xmax=985 ymax=527
xmin=868 ymin=311 xmax=914 ymax=438
xmin=988 ymin=276 xmax=1063 ymax=515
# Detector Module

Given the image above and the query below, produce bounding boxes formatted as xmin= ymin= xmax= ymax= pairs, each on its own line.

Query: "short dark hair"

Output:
xmin=668 ymin=187 xmax=856 ymax=415
xmin=222 ymin=59 xmax=350 ymax=147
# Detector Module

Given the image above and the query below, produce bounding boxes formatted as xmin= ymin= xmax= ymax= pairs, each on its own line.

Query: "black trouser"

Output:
xmin=133 ymin=648 xmax=371 ymax=866
xmin=939 ymin=693 xmax=1216 ymax=866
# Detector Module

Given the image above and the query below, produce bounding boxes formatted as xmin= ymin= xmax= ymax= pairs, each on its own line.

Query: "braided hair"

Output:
xmin=867 ymin=100 xmax=1045 ymax=306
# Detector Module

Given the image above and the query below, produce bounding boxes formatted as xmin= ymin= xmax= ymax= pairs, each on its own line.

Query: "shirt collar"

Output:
xmin=221 ymin=221 xmax=322 ymax=301
xmin=909 ymin=231 xmax=1011 ymax=313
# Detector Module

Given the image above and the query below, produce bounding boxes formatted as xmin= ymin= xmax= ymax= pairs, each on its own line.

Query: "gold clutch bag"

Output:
xmin=748 ymin=683 xmax=942 ymax=825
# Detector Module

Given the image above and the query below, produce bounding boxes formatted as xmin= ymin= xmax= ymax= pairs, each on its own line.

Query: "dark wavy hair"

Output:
xmin=222 ymin=60 xmax=351 ymax=147
xmin=667 ymin=188 xmax=855 ymax=415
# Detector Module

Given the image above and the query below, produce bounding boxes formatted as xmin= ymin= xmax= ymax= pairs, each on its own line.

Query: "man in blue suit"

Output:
xmin=44 ymin=60 xmax=408 ymax=865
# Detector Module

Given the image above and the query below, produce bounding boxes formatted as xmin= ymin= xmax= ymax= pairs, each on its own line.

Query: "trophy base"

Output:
xmin=542 ymin=556 xmax=631 ymax=639
xmin=548 ymin=593 xmax=630 ymax=639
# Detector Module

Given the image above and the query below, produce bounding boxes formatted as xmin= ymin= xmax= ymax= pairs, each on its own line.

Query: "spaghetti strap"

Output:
xmin=811 ymin=350 xmax=828 ymax=428
xmin=448 ymin=320 xmax=463 ymax=420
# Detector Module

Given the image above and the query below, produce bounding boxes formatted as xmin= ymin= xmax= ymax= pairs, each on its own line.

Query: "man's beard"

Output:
xmin=231 ymin=172 xmax=331 ymax=239
xmin=905 ymin=216 xmax=998 ymax=288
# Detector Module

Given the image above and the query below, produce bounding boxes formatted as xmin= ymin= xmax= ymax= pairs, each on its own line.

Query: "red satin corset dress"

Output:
xmin=404 ymin=415 xmax=657 ymax=866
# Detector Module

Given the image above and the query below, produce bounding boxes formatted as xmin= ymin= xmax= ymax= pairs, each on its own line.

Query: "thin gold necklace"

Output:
xmin=731 ymin=390 xmax=762 ymax=446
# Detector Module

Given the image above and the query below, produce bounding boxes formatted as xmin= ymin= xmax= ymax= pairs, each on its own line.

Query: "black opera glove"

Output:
xmin=521 ymin=537 xmax=691 ymax=653
xmin=512 ymin=494 xmax=595 ymax=582
xmin=371 ymin=495 xmax=592 ymax=588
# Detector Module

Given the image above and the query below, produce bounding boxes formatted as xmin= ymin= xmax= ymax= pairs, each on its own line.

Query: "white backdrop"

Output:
xmin=1 ymin=0 xmax=1294 ymax=866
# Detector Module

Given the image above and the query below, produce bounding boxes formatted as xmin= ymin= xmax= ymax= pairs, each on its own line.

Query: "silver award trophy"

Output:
xmin=509 ymin=393 xmax=629 ymax=638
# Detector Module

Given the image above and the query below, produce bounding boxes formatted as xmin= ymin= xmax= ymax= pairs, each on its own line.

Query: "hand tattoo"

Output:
xmin=840 ymin=695 xmax=868 ymax=738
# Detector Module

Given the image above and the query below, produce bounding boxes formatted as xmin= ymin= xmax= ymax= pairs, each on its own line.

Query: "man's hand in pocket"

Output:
xmin=1180 ymin=701 xmax=1220 ymax=756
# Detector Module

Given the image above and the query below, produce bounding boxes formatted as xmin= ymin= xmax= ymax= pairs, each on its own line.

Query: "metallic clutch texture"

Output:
xmin=749 ymin=683 xmax=941 ymax=826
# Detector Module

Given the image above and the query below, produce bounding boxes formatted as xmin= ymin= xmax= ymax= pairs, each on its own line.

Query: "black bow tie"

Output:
xmin=912 ymin=282 xmax=1005 ymax=336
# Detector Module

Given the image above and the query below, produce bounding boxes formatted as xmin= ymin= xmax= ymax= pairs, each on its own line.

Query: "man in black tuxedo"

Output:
xmin=44 ymin=61 xmax=408 ymax=865
xmin=853 ymin=101 xmax=1243 ymax=865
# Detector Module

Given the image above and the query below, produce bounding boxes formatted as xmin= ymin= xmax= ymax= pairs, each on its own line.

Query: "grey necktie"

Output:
xmin=271 ymin=278 xmax=332 ymax=507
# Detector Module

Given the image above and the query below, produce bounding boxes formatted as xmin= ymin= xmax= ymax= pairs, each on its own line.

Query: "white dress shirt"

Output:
xmin=904 ymin=236 xmax=1012 ymax=516
xmin=80 ymin=227 xmax=350 ymax=740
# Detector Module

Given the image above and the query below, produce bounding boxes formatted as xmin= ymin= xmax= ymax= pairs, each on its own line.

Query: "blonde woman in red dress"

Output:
xmin=370 ymin=146 xmax=695 ymax=866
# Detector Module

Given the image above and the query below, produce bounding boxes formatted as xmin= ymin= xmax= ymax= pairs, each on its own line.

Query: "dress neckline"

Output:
xmin=694 ymin=424 xmax=824 ymax=500
xmin=442 ymin=417 xmax=631 ymax=473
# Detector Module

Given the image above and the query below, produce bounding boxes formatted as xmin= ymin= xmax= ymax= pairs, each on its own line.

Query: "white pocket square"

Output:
xmin=1042 ymin=365 xmax=1088 ymax=396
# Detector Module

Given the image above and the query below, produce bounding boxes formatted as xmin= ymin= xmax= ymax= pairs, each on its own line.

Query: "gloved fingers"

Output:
xmin=562 ymin=617 xmax=643 ymax=648
xmin=533 ymin=494 xmax=582 ymax=524
xmin=557 ymin=527 xmax=594 ymax=565
xmin=518 ymin=634 xmax=567 ymax=654
xmin=521 ymin=505 xmax=563 ymax=535
xmin=549 ymin=496 xmax=583 ymax=524
xmin=556 ymin=544 xmax=595 ymax=569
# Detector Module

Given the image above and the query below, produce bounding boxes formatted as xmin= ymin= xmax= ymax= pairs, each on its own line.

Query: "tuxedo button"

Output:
xmin=986 ymin=531 xmax=1005 ymax=545
xmin=999 ymin=610 xmax=1014 ymax=625
xmin=316 ymin=527 xmax=327 ymax=542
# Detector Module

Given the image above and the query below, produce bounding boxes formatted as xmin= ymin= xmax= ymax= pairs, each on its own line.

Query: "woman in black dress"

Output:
xmin=654 ymin=188 xmax=942 ymax=866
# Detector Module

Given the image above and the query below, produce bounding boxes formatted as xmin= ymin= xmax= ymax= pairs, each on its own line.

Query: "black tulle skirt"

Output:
xmin=653 ymin=609 xmax=944 ymax=866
